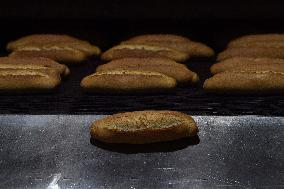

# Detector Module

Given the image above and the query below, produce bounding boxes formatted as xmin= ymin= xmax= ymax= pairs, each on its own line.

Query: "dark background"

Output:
xmin=1 ymin=0 xmax=284 ymax=52
xmin=0 ymin=0 xmax=284 ymax=20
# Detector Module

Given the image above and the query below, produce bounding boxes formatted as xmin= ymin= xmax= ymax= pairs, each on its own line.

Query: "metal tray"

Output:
xmin=0 ymin=115 xmax=283 ymax=188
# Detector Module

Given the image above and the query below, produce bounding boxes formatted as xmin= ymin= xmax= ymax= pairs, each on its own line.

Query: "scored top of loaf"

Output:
xmin=0 ymin=69 xmax=51 ymax=77
xmin=125 ymin=34 xmax=192 ymax=43
xmin=112 ymin=44 xmax=181 ymax=52
xmin=91 ymin=70 xmax=173 ymax=77
xmin=94 ymin=110 xmax=195 ymax=131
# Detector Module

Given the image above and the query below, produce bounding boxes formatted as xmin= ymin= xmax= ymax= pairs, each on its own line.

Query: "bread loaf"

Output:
xmin=7 ymin=34 xmax=101 ymax=56
xmin=122 ymin=34 xmax=214 ymax=57
xmin=7 ymin=34 xmax=101 ymax=63
xmin=228 ymin=34 xmax=284 ymax=48
xmin=80 ymin=70 xmax=177 ymax=94
xmin=0 ymin=57 xmax=70 ymax=76
xmin=96 ymin=58 xmax=199 ymax=84
xmin=211 ymin=57 xmax=284 ymax=74
xmin=0 ymin=69 xmax=61 ymax=92
xmin=9 ymin=47 xmax=87 ymax=63
xmin=217 ymin=47 xmax=284 ymax=61
xmin=90 ymin=110 xmax=198 ymax=144
xmin=101 ymin=44 xmax=189 ymax=62
xmin=228 ymin=41 xmax=284 ymax=48
xmin=204 ymin=70 xmax=284 ymax=93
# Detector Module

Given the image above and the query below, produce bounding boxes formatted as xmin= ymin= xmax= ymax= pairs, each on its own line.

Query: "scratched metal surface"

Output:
xmin=0 ymin=115 xmax=283 ymax=189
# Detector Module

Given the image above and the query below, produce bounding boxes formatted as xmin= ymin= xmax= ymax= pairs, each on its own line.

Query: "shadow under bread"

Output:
xmin=90 ymin=135 xmax=200 ymax=154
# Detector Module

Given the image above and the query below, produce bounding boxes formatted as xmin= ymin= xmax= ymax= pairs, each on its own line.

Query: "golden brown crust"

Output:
xmin=0 ymin=57 xmax=70 ymax=76
xmin=217 ymin=47 xmax=284 ymax=61
xmin=7 ymin=34 xmax=80 ymax=49
xmin=101 ymin=44 xmax=189 ymax=62
xmin=203 ymin=70 xmax=284 ymax=93
xmin=0 ymin=68 xmax=60 ymax=76
xmin=228 ymin=41 xmax=284 ymax=48
xmin=9 ymin=48 xmax=87 ymax=64
xmin=211 ymin=57 xmax=284 ymax=74
xmin=0 ymin=69 xmax=61 ymax=92
xmin=7 ymin=34 xmax=101 ymax=56
xmin=96 ymin=58 xmax=199 ymax=84
xmin=80 ymin=70 xmax=177 ymax=94
xmin=122 ymin=34 xmax=214 ymax=57
xmin=125 ymin=34 xmax=193 ymax=43
xmin=64 ymin=67 xmax=70 ymax=76
xmin=228 ymin=34 xmax=284 ymax=47
xmin=98 ymin=57 xmax=187 ymax=68
xmin=90 ymin=110 xmax=198 ymax=144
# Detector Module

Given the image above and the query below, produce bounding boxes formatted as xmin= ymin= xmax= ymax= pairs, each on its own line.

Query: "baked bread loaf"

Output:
xmin=217 ymin=47 xmax=284 ymax=61
xmin=96 ymin=58 xmax=199 ymax=84
xmin=211 ymin=57 xmax=284 ymax=74
xmin=228 ymin=41 xmax=284 ymax=48
xmin=203 ymin=70 xmax=284 ymax=93
xmin=80 ymin=70 xmax=177 ymax=94
xmin=7 ymin=34 xmax=101 ymax=56
xmin=0 ymin=57 xmax=70 ymax=76
xmin=122 ymin=34 xmax=214 ymax=57
xmin=228 ymin=34 xmax=284 ymax=48
xmin=9 ymin=47 xmax=88 ymax=63
xmin=7 ymin=34 xmax=101 ymax=63
xmin=90 ymin=110 xmax=198 ymax=144
xmin=0 ymin=69 xmax=61 ymax=92
xmin=101 ymin=44 xmax=189 ymax=62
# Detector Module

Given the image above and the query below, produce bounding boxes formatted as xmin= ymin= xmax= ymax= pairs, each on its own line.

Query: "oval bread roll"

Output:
xmin=126 ymin=34 xmax=195 ymax=43
xmin=81 ymin=70 xmax=177 ymax=94
xmin=0 ymin=57 xmax=70 ymax=76
xmin=0 ymin=69 xmax=61 ymax=92
xmin=122 ymin=34 xmax=214 ymax=57
xmin=96 ymin=58 xmax=199 ymax=84
xmin=7 ymin=34 xmax=101 ymax=56
xmin=228 ymin=41 xmax=284 ymax=48
xmin=7 ymin=34 xmax=78 ymax=50
xmin=9 ymin=47 xmax=87 ymax=63
xmin=90 ymin=110 xmax=198 ymax=144
xmin=203 ymin=70 xmax=284 ymax=93
xmin=217 ymin=47 xmax=284 ymax=61
xmin=228 ymin=34 xmax=284 ymax=48
xmin=101 ymin=44 xmax=189 ymax=62
xmin=211 ymin=57 xmax=284 ymax=74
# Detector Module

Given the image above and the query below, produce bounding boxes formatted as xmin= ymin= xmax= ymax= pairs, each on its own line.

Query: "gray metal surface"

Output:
xmin=0 ymin=115 xmax=283 ymax=189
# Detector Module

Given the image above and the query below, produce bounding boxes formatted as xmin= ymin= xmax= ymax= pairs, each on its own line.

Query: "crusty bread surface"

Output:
xmin=122 ymin=34 xmax=214 ymax=57
xmin=0 ymin=57 xmax=70 ymax=76
xmin=204 ymin=70 xmax=284 ymax=93
xmin=90 ymin=110 xmax=198 ymax=144
xmin=228 ymin=41 xmax=284 ymax=48
xmin=211 ymin=57 xmax=284 ymax=74
xmin=0 ymin=69 xmax=61 ymax=92
xmin=9 ymin=48 xmax=87 ymax=63
xmin=80 ymin=70 xmax=177 ymax=94
xmin=96 ymin=58 xmax=199 ymax=84
xmin=101 ymin=44 xmax=189 ymax=62
xmin=228 ymin=34 xmax=284 ymax=47
xmin=7 ymin=34 xmax=101 ymax=56
xmin=217 ymin=47 xmax=284 ymax=61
